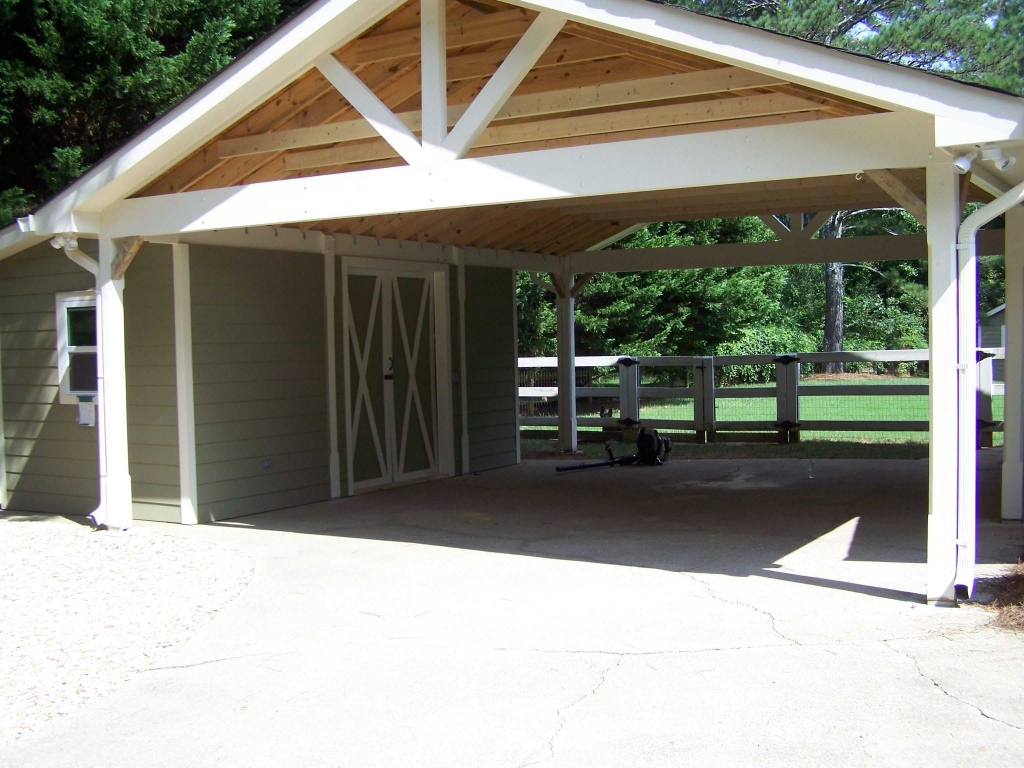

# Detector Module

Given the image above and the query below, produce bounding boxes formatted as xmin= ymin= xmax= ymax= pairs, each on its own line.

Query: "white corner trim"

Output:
xmin=512 ymin=267 xmax=521 ymax=465
xmin=172 ymin=244 xmax=199 ymax=525
xmin=0 ymin=322 xmax=7 ymax=509
xmin=324 ymin=240 xmax=342 ymax=498
xmin=340 ymin=255 xmax=355 ymax=498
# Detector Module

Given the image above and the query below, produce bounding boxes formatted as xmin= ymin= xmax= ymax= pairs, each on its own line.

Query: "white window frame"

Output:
xmin=55 ymin=290 xmax=98 ymax=405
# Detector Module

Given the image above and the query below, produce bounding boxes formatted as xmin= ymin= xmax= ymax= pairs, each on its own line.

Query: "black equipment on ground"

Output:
xmin=555 ymin=428 xmax=672 ymax=473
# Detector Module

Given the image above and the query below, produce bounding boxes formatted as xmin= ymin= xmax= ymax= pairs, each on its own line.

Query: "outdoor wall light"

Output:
xmin=952 ymin=151 xmax=977 ymax=175
xmin=981 ymin=147 xmax=1017 ymax=172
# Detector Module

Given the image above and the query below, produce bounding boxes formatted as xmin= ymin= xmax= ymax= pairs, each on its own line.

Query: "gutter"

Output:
xmin=954 ymin=178 xmax=1024 ymax=598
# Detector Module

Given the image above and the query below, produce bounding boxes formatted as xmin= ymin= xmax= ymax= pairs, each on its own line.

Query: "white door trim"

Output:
xmin=172 ymin=244 xmax=199 ymax=524
xmin=340 ymin=256 xmax=455 ymax=492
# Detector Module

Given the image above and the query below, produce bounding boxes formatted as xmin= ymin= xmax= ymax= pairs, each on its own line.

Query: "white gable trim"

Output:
xmin=507 ymin=0 xmax=1024 ymax=146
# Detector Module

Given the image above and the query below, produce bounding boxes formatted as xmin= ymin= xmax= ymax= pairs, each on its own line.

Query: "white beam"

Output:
xmin=1004 ymin=206 xmax=1024 ymax=521
xmin=957 ymin=198 xmax=979 ymax=594
xmin=94 ymin=238 xmax=134 ymax=530
xmin=315 ymin=53 xmax=423 ymax=165
xmin=759 ymin=215 xmax=791 ymax=240
xmin=926 ymin=162 xmax=961 ymax=605
xmin=801 ymin=210 xmax=832 ymax=239
xmin=586 ymin=223 xmax=646 ymax=251
xmin=102 ymin=111 xmax=933 ymax=238
xmin=505 ymin=0 xmax=1024 ymax=145
xmin=420 ymin=0 xmax=448 ymax=159
xmin=172 ymin=244 xmax=199 ymax=525
xmin=569 ymin=230 xmax=1006 ymax=272
xmin=865 ymin=169 xmax=927 ymax=226
xmin=443 ymin=12 xmax=566 ymax=159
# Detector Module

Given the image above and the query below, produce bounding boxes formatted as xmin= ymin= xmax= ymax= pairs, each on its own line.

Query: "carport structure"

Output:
xmin=0 ymin=0 xmax=1023 ymax=606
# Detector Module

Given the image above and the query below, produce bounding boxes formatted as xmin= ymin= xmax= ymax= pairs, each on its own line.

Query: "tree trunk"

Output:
xmin=824 ymin=261 xmax=845 ymax=374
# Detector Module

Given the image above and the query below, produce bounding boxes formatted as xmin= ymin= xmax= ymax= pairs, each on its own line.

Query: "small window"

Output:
xmin=56 ymin=292 xmax=98 ymax=404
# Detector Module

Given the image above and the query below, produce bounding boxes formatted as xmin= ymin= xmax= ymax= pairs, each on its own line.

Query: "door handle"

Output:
xmin=384 ymin=374 xmax=394 ymax=381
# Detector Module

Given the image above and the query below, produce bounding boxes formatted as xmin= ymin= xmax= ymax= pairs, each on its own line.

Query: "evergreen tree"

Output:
xmin=0 ymin=0 xmax=309 ymax=225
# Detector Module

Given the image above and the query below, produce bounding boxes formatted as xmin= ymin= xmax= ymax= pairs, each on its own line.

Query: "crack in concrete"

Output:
xmin=884 ymin=640 xmax=1023 ymax=732
xmin=681 ymin=572 xmax=801 ymax=646
xmin=145 ymin=651 xmax=271 ymax=672
xmin=518 ymin=655 xmax=623 ymax=767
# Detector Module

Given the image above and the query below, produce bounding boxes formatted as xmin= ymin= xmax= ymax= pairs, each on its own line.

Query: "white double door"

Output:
xmin=344 ymin=261 xmax=451 ymax=491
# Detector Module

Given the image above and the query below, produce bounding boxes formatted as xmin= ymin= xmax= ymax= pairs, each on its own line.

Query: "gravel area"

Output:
xmin=0 ymin=515 xmax=253 ymax=748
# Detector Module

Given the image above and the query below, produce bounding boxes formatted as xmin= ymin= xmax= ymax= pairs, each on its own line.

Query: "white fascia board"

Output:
xmin=27 ymin=0 xmax=402 ymax=228
xmin=506 ymin=0 xmax=1024 ymax=146
xmin=0 ymin=225 xmax=46 ymax=262
xmin=102 ymin=111 xmax=933 ymax=237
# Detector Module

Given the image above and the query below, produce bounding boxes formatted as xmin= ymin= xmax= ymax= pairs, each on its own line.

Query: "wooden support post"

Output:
xmin=95 ymin=238 xmax=134 ymax=529
xmin=926 ymin=163 xmax=962 ymax=604
xmin=556 ymin=266 xmax=577 ymax=452
xmin=324 ymin=239 xmax=342 ymax=498
xmin=788 ymin=359 xmax=801 ymax=443
xmin=1003 ymin=206 xmax=1024 ymax=521
xmin=774 ymin=359 xmax=789 ymax=443
xmin=977 ymin=352 xmax=994 ymax=450
xmin=692 ymin=357 xmax=714 ymax=443
xmin=618 ymin=357 xmax=640 ymax=426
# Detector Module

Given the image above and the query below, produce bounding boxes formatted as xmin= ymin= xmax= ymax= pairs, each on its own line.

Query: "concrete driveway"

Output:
xmin=4 ymin=455 xmax=1024 ymax=767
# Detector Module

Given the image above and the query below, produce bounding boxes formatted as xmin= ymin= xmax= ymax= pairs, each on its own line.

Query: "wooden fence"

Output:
xmin=518 ymin=348 xmax=1006 ymax=444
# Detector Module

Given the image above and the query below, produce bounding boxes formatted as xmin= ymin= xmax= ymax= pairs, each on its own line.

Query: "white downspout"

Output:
xmin=954 ymin=178 xmax=1024 ymax=596
xmin=51 ymin=235 xmax=105 ymax=524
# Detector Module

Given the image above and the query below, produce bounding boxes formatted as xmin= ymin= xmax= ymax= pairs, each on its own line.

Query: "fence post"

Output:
xmin=692 ymin=356 xmax=715 ymax=444
xmin=978 ymin=351 xmax=995 ymax=449
xmin=774 ymin=354 xmax=800 ymax=444
xmin=618 ymin=357 xmax=640 ymax=430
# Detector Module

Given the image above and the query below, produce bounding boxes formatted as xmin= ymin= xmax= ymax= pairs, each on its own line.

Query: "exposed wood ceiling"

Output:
xmin=135 ymin=0 xmax=956 ymax=256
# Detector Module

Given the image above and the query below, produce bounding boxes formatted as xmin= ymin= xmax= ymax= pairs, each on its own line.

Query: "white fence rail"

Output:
xmin=518 ymin=349 xmax=1006 ymax=444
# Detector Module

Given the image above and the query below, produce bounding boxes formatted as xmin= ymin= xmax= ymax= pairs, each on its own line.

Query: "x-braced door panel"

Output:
xmin=344 ymin=266 xmax=440 ymax=491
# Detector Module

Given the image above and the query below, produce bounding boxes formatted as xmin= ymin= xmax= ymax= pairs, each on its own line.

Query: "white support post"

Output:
xmin=458 ymin=262 xmax=470 ymax=474
xmin=94 ymin=238 xmax=133 ymax=530
xmin=556 ymin=266 xmax=577 ymax=452
xmin=324 ymin=239 xmax=342 ymax=498
xmin=1003 ymin=207 xmax=1024 ymax=521
xmin=926 ymin=163 xmax=962 ymax=604
xmin=172 ymin=245 xmax=199 ymax=525
xmin=0 ymin=323 xmax=7 ymax=509
xmin=420 ymin=0 xmax=448 ymax=161
xmin=977 ymin=353 xmax=994 ymax=450
xmin=618 ymin=357 xmax=640 ymax=425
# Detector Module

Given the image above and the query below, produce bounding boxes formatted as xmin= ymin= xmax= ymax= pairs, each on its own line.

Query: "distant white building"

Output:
xmin=979 ymin=304 xmax=1006 ymax=381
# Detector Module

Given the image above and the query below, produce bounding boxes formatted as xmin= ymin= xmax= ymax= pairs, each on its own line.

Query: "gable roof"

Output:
xmin=4 ymin=0 xmax=1023 ymax=259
